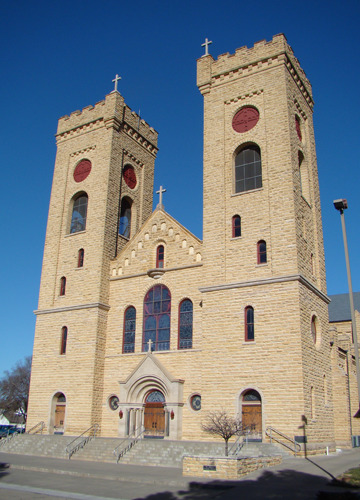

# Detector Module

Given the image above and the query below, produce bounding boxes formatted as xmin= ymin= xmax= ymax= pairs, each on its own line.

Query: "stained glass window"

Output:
xmin=146 ymin=390 xmax=165 ymax=403
xmin=156 ymin=245 xmax=164 ymax=268
xmin=179 ymin=299 xmax=193 ymax=349
xmin=78 ymin=248 xmax=84 ymax=268
xmin=243 ymin=389 xmax=261 ymax=402
xmin=143 ymin=285 xmax=171 ymax=351
xmin=119 ymin=198 xmax=132 ymax=238
xmin=109 ymin=396 xmax=119 ymax=410
xmin=245 ymin=306 xmax=254 ymax=341
xmin=70 ymin=193 xmax=88 ymax=233
xmin=235 ymin=145 xmax=262 ymax=193
xmin=257 ymin=240 xmax=267 ymax=264
xmin=123 ymin=306 xmax=136 ymax=353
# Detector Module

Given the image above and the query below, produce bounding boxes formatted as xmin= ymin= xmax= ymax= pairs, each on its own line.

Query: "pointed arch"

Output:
xmin=119 ymin=197 xmax=132 ymax=238
xmin=235 ymin=143 xmax=262 ymax=193
xmin=70 ymin=192 xmax=88 ymax=233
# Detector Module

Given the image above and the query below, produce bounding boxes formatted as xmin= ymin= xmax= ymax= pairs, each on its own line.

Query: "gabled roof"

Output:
xmin=328 ymin=292 xmax=360 ymax=322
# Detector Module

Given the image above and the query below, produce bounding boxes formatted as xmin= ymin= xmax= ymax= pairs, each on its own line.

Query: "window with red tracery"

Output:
xmin=245 ymin=306 xmax=254 ymax=342
xmin=257 ymin=240 xmax=267 ymax=264
xmin=232 ymin=215 xmax=241 ymax=238
xmin=60 ymin=277 xmax=66 ymax=296
xmin=156 ymin=245 xmax=164 ymax=268
xmin=60 ymin=327 xmax=67 ymax=355
xmin=78 ymin=249 xmax=84 ymax=268
xmin=143 ymin=285 xmax=171 ymax=352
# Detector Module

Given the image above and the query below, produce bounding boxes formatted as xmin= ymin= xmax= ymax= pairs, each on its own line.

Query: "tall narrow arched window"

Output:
xmin=78 ymin=249 xmax=84 ymax=268
xmin=156 ymin=245 xmax=164 ymax=268
xmin=119 ymin=198 xmax=132 ymax=239
xmin=60 ymin=327 xmax=67 ymax=355
xmin=179 ymin=299 xmax=193 ymax=349
xmin=235 ymin=145 xmax=262 ymax=193
xmin=60 ymin=277 xmax=66 ymax=296
xmin=245 ymin=306 xmax=254 ymax=341
xmin=70 ymin=193 xmax=88 ymax=233
xmin=232 ymin=215 xmax=241 ymax=238
xmin=143 ymin=285 xmax=171 ymax=352
xmin=123 ymin=306 xmax=136 ymax=353
xmin=257 ymin=240 xmax=267 ymax=264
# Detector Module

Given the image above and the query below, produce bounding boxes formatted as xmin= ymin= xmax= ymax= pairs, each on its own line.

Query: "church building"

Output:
xmin=27 ymin=34 xmax=360 ymax=453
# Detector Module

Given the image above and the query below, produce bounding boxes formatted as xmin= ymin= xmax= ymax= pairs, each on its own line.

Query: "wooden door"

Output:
xmin=242 ymin=404 xmax=262 ymax=439
xmin=55 ymin=405 xmax=65 ymax=430
xmin=144 ymin=403 xmax=165 ymax=436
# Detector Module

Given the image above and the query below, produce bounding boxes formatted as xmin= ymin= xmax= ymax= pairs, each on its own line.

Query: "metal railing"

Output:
xmin=27 ymin=421 xmax=45 ymax=434
xmin=113 ymin=425 xmax=144 ymax=463
xmin=229 ymin=428 xmax=252 ymax=455
xmin=265 ymin=426 xmax=301 ymax=456
xmin=0 ymin=431 xmax=18 ymax=448
xmin=65 ymin=424 xmax=99 ymax=459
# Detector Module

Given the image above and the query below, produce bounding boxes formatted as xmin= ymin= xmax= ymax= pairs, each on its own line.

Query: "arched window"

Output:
xmin=257 ymin=240 xmax=267 ymax=264
xmin=156 ymin=245 xmax=164 ymax=268
xmin=123 ymin=306 xmax=136 ymax=353
xmin=60 ymin=277 xmax=66 ymax=296
xmin=119 ymin=198 xmax=132 ymax=238
xmin=232 ymin=215 xmax=241 ymax=238
xmin=70 ymin=193 xmax=88 ymax=233
xmin=299 ymin=151 xmax=310 ymax=202
xmin=143 ymin=285 xmax=171 ymax=352
xmin=245 ymin=306 xmax=254 ymax=341
xmin=60 ymin=327 xmax=67 ymax=355
xmin=311 ymin=315 xmax=317 ymax=344
xmin=235 ymin=145 xmax=262 ymax=193
xmin=78 ymin=248 xmax=84 ymax=268
xmin=179 ymin=299 xmax=193 ymax=349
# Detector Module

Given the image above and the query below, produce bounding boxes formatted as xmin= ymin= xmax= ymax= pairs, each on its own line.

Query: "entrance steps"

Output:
xmin=0 ymin=435 xmax=291 ymax=466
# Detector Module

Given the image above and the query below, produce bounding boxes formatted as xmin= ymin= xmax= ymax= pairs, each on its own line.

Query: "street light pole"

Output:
xmin=333 ymin=199 xmax=360 ymax=417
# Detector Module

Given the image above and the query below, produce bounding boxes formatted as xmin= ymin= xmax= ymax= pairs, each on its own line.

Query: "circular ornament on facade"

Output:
xmin=73 ymin=159 xmax=92 ymax=182
xmin=123 ymin=165 xmax=137 ymax=189
xmin=190 ymin=394 xmax=201 ymax=411
xmin=109 ymin=396 xmax=119 ymax=410
xmin=232 ymin=107 xmax=259 ymax=133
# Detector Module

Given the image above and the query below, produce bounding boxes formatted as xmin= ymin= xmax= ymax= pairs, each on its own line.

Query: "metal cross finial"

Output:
xmin=201 ymin=38 xmax=212 ymax=57
xmin=156 ymin=186 xmax=166 ymax=207
xmin=112 ymin=74 xmax=122 ymax=92
xmin=148 ymin=339 xmax=153 ymax=352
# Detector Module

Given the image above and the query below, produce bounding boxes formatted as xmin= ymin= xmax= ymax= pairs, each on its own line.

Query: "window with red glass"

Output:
xmin=156 ymin=245 xmax=164 ymax=268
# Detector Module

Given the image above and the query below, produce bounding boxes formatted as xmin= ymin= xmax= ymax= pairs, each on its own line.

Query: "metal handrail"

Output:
xmin=265 ymin=426 xmax=301 ymax=456
xmin=113 ymin=425 xmax=144 ymax=463
xmin=229 ymin=428 xmax=251 ymax=455
xmin=65 ymin=423 xmax=99 ymax=459
xmin=27 ymin=421 xmax=45 ymax=434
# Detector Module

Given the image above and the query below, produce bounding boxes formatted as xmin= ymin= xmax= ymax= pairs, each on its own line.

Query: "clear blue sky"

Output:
xmin=1 ymin=0 xmax=359 ymax=376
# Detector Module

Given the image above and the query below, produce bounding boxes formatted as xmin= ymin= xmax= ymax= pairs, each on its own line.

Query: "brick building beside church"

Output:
xmin=27 ymin=34 xmax=360 ymax=453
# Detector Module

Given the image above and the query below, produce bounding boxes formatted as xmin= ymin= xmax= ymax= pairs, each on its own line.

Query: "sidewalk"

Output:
xmin=0 ymin=449 xmax=360 ymax=499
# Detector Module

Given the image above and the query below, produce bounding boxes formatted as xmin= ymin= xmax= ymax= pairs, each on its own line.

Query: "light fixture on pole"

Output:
xmin=333 ymin=198 xmax=360 ymax=418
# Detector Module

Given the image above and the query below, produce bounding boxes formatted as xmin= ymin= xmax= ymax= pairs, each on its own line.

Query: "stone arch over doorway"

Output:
xmin=49 ymin=392 xmax=66 ymax=434
xmin=118 ymin=353 xmax=184 ymax=439
xmin=239 ymin=388 xmax=263 ymax=441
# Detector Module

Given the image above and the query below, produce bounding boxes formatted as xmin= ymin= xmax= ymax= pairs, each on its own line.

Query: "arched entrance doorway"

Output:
xmin=52 ymin=393 xmax=66 ymax=434
xmin=241 ymin=389 xmax=262 ymax=441
xmin=144 ymin=390 xmax=165 ymax=438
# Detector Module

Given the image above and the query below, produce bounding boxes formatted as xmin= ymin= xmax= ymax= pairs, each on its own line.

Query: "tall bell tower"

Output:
xmin=197 ymin=35 xmax=334 ymax=450
xmin=27 ymin=87 xmax=158 ymax=434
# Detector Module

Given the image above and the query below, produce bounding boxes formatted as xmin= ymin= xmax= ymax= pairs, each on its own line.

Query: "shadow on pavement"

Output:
xmin=0 ymin=462 xmax=10 ymax=479
xmin=135 ymin=468 xmax=360 ymax=500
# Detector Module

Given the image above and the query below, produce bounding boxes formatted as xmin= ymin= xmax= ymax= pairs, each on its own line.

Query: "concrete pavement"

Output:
xmin=0 ymin=449 xmax=359 ymax=499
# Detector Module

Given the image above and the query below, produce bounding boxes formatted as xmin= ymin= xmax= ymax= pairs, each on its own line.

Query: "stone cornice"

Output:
xmin=123 ymin=122 xmax=158 ymax=157
xmin=34 ymin=302 xmax=110 ymax=315
xmin=199 ymin=274 xmax=330 ymax=304
xmin=110 ymin=263 xmax=203 ymax=281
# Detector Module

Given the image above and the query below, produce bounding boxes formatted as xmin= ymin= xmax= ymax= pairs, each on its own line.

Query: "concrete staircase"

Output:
xmin=0 ymin=434 xmax=291 ymax=466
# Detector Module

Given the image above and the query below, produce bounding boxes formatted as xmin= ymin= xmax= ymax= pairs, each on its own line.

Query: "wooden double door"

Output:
xmin=242 ymin=404 xmax=262 ymax=440
xmin=54 ymin=404 xmax=65 ymax=431
xmin=144 ymin=402 xmax=165 ymax=437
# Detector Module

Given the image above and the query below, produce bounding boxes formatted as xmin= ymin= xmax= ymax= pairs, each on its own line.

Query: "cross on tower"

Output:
xmin=156 ymin=185 xmax=166 ymax=208
xmin=112 ymin=74 xmax=122 ymax=92
xmin=201 ymin=38 xmax=212 ymax=57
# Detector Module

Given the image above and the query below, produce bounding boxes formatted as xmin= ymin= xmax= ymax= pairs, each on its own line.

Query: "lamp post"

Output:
xmin=333 ymin=199 xmax=360 ymax=418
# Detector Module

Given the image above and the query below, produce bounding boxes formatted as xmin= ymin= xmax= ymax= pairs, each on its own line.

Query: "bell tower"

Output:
xmin=197 ymin=35 xmax=334 ymax=449
xmin=27 ymin=87 xmax=158 ymax=434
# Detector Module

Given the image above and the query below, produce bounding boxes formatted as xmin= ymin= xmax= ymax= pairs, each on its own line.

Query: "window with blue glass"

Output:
xmin=245 ymin=306 xmax=254 ymax=341
xmin=179 ymin=299 xmax=193 ymax=349
xmin=70 ymin=193 xmax=88 ymax=233
xmin=123 ymin=306 xmax=136 ymax=353
xmin=119 ymin=198 xmax=132 ymax=239
xmin=143 ymin=285 xmax=171 ymax=352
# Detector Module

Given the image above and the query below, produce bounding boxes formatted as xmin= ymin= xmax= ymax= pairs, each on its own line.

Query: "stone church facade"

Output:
xmin=27 ymin=34 xmax=360 ymax=452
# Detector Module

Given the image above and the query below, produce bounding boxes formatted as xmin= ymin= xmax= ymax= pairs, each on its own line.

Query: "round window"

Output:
xmin=109 ymin=396 xmax=119 ymax=411
xmin=190 ymin=394 xmax=201 ymax=411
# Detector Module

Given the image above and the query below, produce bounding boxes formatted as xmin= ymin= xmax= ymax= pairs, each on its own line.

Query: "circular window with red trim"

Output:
xmin=74 ymin=159 xmax=92 ymax=183
xmin=123 ymin=165 xmax=137 ymax=189
xmin=232 ymin=107 xmax=259 ymax=133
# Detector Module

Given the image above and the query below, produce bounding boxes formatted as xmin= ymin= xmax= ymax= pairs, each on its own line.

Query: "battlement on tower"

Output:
xmin=197 ymin=34 xmax=313 ymax=105
xmin=56 ymin=91 xmax=158 ymax=147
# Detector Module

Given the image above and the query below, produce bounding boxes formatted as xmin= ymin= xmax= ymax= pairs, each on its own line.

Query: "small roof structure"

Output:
xmin=328 ymin=292 xmax=360 ymax=322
